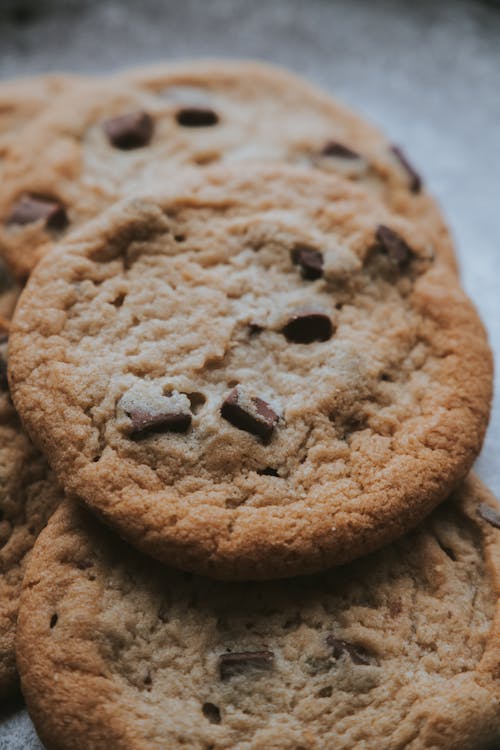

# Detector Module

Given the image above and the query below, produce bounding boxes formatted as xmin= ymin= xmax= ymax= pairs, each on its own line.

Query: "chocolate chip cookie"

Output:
xmin=8 ymin=164 xmax=492 ymax=579
xmin=0 ymin=281 xmax=63 ymax=700
xmin=0 ymin=74 xmax=76 ymax=138
xmin=0 ymin=59 xmax=456 ymax=280
xmin=16 ymin=475 xmax=500 ymax=750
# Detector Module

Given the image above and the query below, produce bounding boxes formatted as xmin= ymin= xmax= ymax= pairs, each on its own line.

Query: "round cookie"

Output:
xmin=7 ymin=164 xmax=492 ymax=580
xmin=16 ymin=476 xmax=500 ymax=750
xmin=0 ymin=74 xmax=76 ymax=138
xmin=0 ymin=284 xmax=63 ymax=700
xmin=0 ymin=59 xmax=456 ymax=281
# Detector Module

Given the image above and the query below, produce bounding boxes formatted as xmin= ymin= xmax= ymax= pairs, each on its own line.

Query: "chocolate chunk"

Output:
xmin=126 ymin=407 xmax=191 ymax=437
xmin=176 ymin=107 xmax=219 ymax=127
xmin=103 ymin=111 xmax=154 ymax=150
xmin=477 ymin=503 xmax=500 ymax=530
xmin=202 ymin=702 xmax=221 ymax=724
xmin=257 ymin=467 xmax=279 ymax=477
xmin=248 ymin=323 xmax=264 ymax=336
xmin=321 ymin=140 xmax=361 ymax=159
xmin=221 ymin=386 xmax=279 ymax=440
xmin=291 ymin=244 xmax=324 ymax=280
xmin=317 ymin=685 xmax=333 ymax=697
xmin=282 ymin=312 xmax=333 ymax=343
xmin=375 ymin=225 xmax=414 ymax=266
xmin=218 ymin=651 xmax=274 ymax=680
xmin=327 ymin=636 xmax=371 ymax=666
xmin=6 ymin=195 xmax=68 ymax=230
xmin=390 ymin=145 xmax=422 ymax=194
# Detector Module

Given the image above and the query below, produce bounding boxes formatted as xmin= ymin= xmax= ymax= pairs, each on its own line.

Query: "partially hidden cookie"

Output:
xmin=0 ymin=74 xmax=78 ymax=137
xmin=0 ymin=259 xmax=20 ymax=324
xmin=0 ymin=59 xmax=456 ymax=280
xmin=16 ymin=475 xmax=500 ymax=750
xmin=0 ymin=281 xmax=62 ymax=700
xmin=8 ymin=164 xmax=492 ymax=579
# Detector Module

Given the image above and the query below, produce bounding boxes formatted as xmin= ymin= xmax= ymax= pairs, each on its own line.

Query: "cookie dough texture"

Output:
xmin=16 ymin=476 xmax=500 ymax=750
xmin=0 ymin=285 xmax=62 ymax=700
xmin=0 ymin=59 xmax=456 ymax=280
xmin=8 ymin=165 xmax=492 ymax=579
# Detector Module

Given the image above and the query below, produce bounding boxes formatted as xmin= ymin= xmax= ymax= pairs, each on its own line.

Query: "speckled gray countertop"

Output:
xmin=0 ymin=0 xmax=499 ymax=746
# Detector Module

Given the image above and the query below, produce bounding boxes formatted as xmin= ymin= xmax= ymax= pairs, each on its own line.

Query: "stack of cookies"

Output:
xmin=0 ymin=61 xmax=498 ymax=750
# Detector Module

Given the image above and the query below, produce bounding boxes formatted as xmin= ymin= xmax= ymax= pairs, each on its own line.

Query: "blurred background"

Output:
xmin=0 ymin=1 xmax=499 ymax=746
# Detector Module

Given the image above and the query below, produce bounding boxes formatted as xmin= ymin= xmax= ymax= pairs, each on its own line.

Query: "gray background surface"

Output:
xmin=0 ymin=0 xmax=499 ymax=746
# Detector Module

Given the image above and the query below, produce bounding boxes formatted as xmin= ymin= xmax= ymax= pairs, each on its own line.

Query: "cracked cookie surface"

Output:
xmin=16 ymin=476 xmax=500 ymax=750
xmin=0 ymin=60 xmax=456 ymax=280
xmin=0 ymin=278 xmax=63 ymax=700
xmin=8 ymin=164 xmax=492 ymax=579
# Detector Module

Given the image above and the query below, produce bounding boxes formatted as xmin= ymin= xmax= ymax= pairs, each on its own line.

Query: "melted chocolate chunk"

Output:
xmin=218 ymin=651 xmax=274 ymax=680
xmin=321 ymin=141 xmax=361 ymax=159
xmin=282 ymin=312 xmax=333 ymax=343
xmin=6 ymin=195 xmax=68 ymax=230
xmin=327 ymin=636 xmax=371 ymax=666
xmin=103 ymin=110 xmax=154 ymax=150
xmin=375 ymin=225 xmax=414 ymax=266
xmin=176 ymin=107 xmax=219 ymax=127
xmin=477 ymin=503 xmax=500 ymax=530
xmin=126 ymin=407 xmax=191 ymax=437
xmin=390 ymin=145 xmax=422 ymax=194
xmin=221 ymin=387 xmax=279 ymax=440
xmin=291 ymin=244 xmax=324 ymax=280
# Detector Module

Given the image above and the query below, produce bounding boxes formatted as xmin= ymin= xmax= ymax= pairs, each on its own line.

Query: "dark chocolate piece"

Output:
xmin=375 ymin=225 xmax=414 ymax=266
xmin=221 ymin=387 xmax=279 ymax=439
xmin=218 ymin=651 xmax=274 ymax=680
xmin=257 ymin=467 xmax=279 ymax=477
xmin=390 ymin=145 xmax=422 ymax=194
xmin=291 ymin=244 xmax=324 ymax=280
xmin=248 ymin=323 xmax=264 ymax=336
xmin=103 ymin=110 xmax=154 ymax=150
xmin=6 ymin=195 xmax=68 ymax=230
xmin=202 ymin=702 xmax=221 ymax=724
xmin=176 ymin=107 xmax=219 ymax=127
xmin=321 ymin=141 xmax=361 ymax=159
xmin=125 ymin=407 xmax=191 ymax=437
xmin=282 ymin=312 xmax=333 ymax=343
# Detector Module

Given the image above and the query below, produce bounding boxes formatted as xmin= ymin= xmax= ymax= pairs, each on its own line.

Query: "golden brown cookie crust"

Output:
xmin=0 ymin=281 xmax=63 ymax=700
xmin=8 ymin=165 xmax=492 ymax=579
xmin=16 ymin=475 xmax=500 ymax=750
xmin=0 ymin=59 xmax=456 ymax=281
xmin=0 ymin=73 xmax=78 ymax=137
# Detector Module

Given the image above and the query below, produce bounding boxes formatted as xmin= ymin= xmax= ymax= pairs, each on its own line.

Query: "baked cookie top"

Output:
xmin=0 ymin=278 xmax=62 ymax=700
xmin=16 ymin=476 xmax=500 ymax=750
xmin=8 ymin=165 xmax=492 ymax=579
xmin=0 ymin=59 xmax=455 ymax=280
xmin=0 ymin=73 xmax=76 ymax=137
